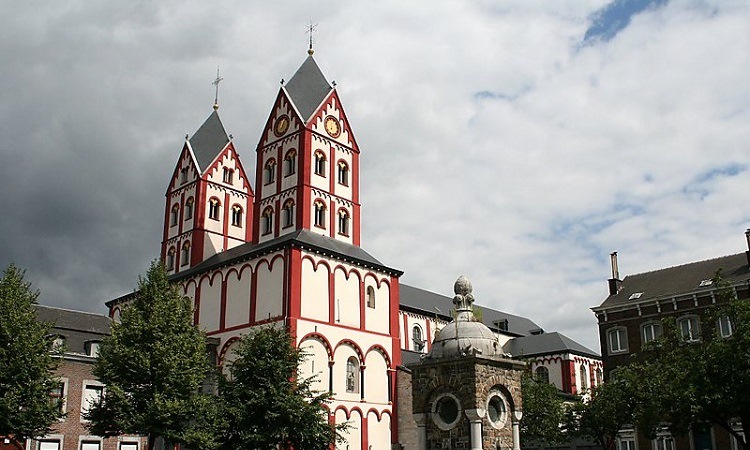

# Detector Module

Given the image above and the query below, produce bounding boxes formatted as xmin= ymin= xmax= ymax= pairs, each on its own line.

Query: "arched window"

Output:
xmin=366 ymin=286 xmax=375 ymax=308
xmin=284 ymin=150 xmax=297 ymax=176
xmin=534 ymin=366 xmax=549 ymax=384
xmin=231 ymin=205 xmax=243 ymax=227
xmin=595 ymin=368 xmax=603 ymax=386
xmin=209 ymin=198 xmax=221 ymax=220
xmin=185 ymin=197 xmax=194 ymax=220
xmin=579 ymin=365 xmax=588 ymax=391
xmin=222 ymin=167 xmax=234 ymax=184
xmin=170 ymin=204 xmax=179 ymax=226
xmin=282 ymin=200 xmax=295 ymax=228
xmin=412 ymin=325 xmax=425 ymax=352
xmin=181 ymin=241 xmax=191 ymax=266
xmin=167 ymin=247 xmax=176 ymax=270
xmin=314 ymin=151 xmax=326 ymax=176
xmin=337 ymin=161 xmax=349 ymax=186
xmin=314 ymin=201 xmax=326 ymax=228
xmin=338 ymin=209 xmax=349 ymax=236
xmin=262 ymin=207 xmax=273 ymax=235
xmin=264 ymin=159 xmax=276 ymax=185
xmin=346 ymin=357 xmax=359 ymax=393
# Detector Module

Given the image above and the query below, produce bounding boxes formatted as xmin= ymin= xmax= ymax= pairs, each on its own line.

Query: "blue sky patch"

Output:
xmin=583 ymin=0 xmax=669 ymax=44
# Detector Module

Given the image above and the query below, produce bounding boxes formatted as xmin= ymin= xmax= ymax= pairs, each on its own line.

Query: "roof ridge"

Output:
xmin=624 ymin=251 xmax=744 ymax=279
xmin=36 ymin=304 xmax=110 ymax=319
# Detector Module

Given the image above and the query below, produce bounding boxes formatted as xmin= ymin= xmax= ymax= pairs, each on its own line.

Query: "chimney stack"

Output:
xmin=608 ymin=251 xmax=622 ymax=296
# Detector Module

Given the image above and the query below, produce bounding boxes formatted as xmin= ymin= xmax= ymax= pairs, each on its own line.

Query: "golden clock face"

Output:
xmin=274 ymin=115 xmax=289 ymax=137
xmin=324 ymin=115 xmax=341 ymax=138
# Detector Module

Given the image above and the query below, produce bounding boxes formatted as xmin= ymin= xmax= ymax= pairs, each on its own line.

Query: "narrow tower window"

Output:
xmin=337 ymin=161 xmax=349 ymax=186
xmin=366 ymin=286 xmax=375 ymax=308
xmin=284 ymin=150 xmax=297 ymax=176
xmin=282 ymin=200 xmax=295 ymax=228
xmin=209 ymin=198 xmax=221 ymax=220
xmin=231 ymin=205 xmax=243 ymax=227
xmin=412 ymin=325 xmax=425 ymax=352
xmin=346 ymin=357 xmax=359 ymax=393
xmin=223 ymin=168 xmax=234 ymax=184
xmin=579 ymin=365 xmax=588 ymax=391
xmin=180 ymin=167 xmax=188 ymax=184
xmin=262 ymin=207 xmax=274 ymax=235
xmin=181 ymin=241 xmax=191 ymax=266
xmin=264 ymin=159 xmax=276 ymax=185
xmin=170 ymin=204 xmax=179 ymax=226
xmin=314 ymin=151 xmax=326 ymax=176
xmin=314 ymin=201 xmax=326 ymax=228
xmin=167 ymin=247 xmax=176 ymax=270
xmin=185 ymin=197 xmax=194 ymax=220
xmin=338 ymin=209 xmax=349 ymax=236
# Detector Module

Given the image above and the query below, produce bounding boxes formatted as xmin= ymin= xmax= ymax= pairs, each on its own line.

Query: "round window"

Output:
xmin=432 ymin=393 xmax=461 ymax=430
xmin=486 ymin=390 xmax=509 ymax=430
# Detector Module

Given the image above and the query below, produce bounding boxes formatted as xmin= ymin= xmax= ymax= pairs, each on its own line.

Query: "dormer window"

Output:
xmin=85 ymin=341 xmax=101 ymax=357
xmin=264 ymin=159 xmax=276 ymax=185
xmin=231 ymin=205 xmax=243 ymax=227
xmin=628 ymin=292 xmax=643 ymax=300
xmin=314 ymin=151 xmax=326 ymax=176
xmin=699 ymin=279 xmax=713 ymax=287
xmin=223 ymin=168 xmax=234 ymax=184
xmin=337 ymin=161 xmax=349 ymax=186
xmin=51 ymin=335 xmax=66 ymax=351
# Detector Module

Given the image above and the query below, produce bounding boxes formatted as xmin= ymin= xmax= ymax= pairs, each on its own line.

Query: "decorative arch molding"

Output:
xmin=333 ymin=264 xmax=363 ymax=282
xmin=531 ymin=356 xmax=563 ymax=365
xmin=182 ymin=278 xmax=199 ymax=294
xmin=199 ymin=270 xmax=224 ymax=288
xmin=366 ymin=407 xmax=392 ymax=422
xmin=334 ymin=339 xmax=365 ymax=363
xmin=364 ymin=344 xmax=392 ymax=368
xmin=298 ymin=332 xmax=334 ymax=360
xmin=363 ymin=273 xmax=391 ymax=289
xmin=253 ymin=254 xmax=285 ymax=273
xmin=218 ymin=336 xmax=241 ymax=366
xmin=300 ymin=255 xmax=333 ymax=273
xmin=334 ymin=405 xmax=364 ymax=421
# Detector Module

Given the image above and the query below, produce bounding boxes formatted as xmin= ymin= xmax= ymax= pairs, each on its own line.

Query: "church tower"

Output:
xmin=161 ymin=107 xmax=254 ymax=274
xmin=253 ymin=54 xmax=360 ymax=245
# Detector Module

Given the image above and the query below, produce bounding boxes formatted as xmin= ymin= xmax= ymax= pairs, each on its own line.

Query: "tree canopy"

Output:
xmin=86 ymin=260 xmax=219 ymax=450
xmin=218 ymin=326 xmax=341 ymax=450
xmin=0 ymin=264 xmax=62 ymax=450
xmin=519 ymin=373 xmax=567 ymax=447
xmin=624 ymin=272 xmax=750 ymax=449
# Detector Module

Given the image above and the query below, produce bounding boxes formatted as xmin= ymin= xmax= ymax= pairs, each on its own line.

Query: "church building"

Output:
xmin=106 ymin=50 xmax=600 ymax=450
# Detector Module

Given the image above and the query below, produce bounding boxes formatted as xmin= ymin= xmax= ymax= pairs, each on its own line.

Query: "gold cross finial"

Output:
xmin=212 ymin=67 xmax=223 ymax=110
xmin=306 ymin=20 xmax=318 ymax=56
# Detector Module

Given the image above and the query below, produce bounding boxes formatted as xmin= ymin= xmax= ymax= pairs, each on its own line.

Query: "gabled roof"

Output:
xmin=399 ymin=284 xmax=541 ymax=337
xmin=188 ymin=110 xmax=230 ymax=173
xmin=284 ymin=56 xmax=332 ymax=122
xmin=597 ymin=252 xmax=750 ymax=310
xmin=502 ymin=331 xmax=600 ymax=359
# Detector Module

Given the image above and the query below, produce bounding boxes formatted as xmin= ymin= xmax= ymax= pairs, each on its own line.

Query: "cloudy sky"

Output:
xmin=1 ymin=0 xmax=748 ymax=352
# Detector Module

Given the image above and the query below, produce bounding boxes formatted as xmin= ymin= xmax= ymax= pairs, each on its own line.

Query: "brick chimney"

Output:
xmin=608 ymin=251 xmax=622 ymax=296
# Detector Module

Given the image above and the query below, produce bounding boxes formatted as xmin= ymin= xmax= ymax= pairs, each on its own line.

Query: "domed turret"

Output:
xmin=427 ymin=276 xmax=501 ymax=359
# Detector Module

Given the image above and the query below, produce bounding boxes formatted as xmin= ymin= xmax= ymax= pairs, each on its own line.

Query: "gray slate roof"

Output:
xmin=172 ymin=229 xmax=401 ymax=282
xmin=189 ymin=110 xmax=230 ymax=173
xmin=399 ymin=284 xmax=541 ymax=337
xmin=502 ymin=331 xmax=599 ymax=358
xmin=35 ymin=305 xmax=111 ymax=357
xmin=284 ymin=56 xmax=332 ymax=122
xmin=597 ymin=252 xmax=750 ymax=310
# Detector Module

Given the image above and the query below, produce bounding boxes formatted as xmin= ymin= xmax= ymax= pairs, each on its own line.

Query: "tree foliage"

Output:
xmin=567 ymin=375 xmax=638 ymax=450
xmin=519 ymin=374 xmax=567 ymax=447
xmin=625 ymin=271 xmax=750 ymax=449
xmin=218 ymin=326 xmax=341 ymax=450
xmin=86 ymin=261 xmax=220 ymax=450
xmin=0 ymin=264 xmax=62 ymax=450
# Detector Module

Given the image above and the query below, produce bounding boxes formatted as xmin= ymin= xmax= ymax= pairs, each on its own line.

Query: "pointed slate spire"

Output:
xmin=284 ymin=55 xmax=332 ymax=122
xmin=189 ymin=110 xmax=230 ymax=173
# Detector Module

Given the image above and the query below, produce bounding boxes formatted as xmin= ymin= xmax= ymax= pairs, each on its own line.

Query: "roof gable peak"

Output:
xmin=284 ymin=55 xmax=333 ymax=122
xmin=188 ymin=110 xmax=230 ymax=173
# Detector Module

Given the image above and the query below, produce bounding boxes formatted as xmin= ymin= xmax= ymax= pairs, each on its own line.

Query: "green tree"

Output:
xmin=0 ymin=264 xmax=62 ymax=450
xmin=219 ymin=326 xmax=342 ymax=450
xmin=86 ymin=261 xmax=220 ymax=450
xmin=626 ymin=272 xmax=750 ymax=449
xmin=519 ymin=373 xmax=567 ymax=447
xmin=567 ymin=375 xmax=637 ymax=450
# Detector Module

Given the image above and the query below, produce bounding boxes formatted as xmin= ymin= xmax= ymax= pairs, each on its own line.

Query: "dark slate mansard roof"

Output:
xmin=596 ymin=252 xmax=750 ymax=311
xmin=188 ymin=110 xmax=230 ymax=173
xmin=399 ymin=284 xmax=542 ymax=337
xmin=284 ymin=56 xmax=333 ymax=122
xmin=35 ymin=305 xmax=111 ymax=359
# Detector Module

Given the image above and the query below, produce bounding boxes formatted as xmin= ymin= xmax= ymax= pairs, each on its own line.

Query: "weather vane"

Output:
xmin=212 ymin=66 xmax=223 ymax=110
xmin=306 ymin=20 xmax=318 ymax=56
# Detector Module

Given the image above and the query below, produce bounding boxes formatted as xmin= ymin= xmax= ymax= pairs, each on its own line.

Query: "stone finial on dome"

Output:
xmin=453 ymin=275 xmax=475 ymax=314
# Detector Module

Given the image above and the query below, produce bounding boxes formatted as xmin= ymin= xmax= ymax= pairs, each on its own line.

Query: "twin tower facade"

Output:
xmin=132 ymin=55 xmax=402 ymax=449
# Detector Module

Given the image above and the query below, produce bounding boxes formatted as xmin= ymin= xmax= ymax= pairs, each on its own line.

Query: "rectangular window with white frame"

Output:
xmin=38 ymin=439 xmax=62 ymax=450
xmin=49 ymin=378 xmax=68 ymax=416
xmin=119 ymin=442 xmax=139 ymax=450
xmin=718 ymin=315 xmax=733 ymax=338
xmin=79 ymin=441 xmax=101 ymax=450
xmin=80 ymin=381 xmax=104 ymax=422
xmin=608 ymin=327 xmax=628 ymax=354
xmin=653 ymin=432 xmax=675 ymax=450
